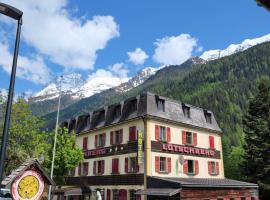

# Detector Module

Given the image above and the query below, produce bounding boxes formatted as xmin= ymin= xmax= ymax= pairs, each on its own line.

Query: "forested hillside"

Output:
xmin=43 ymin=42 xmax=270 ymax=178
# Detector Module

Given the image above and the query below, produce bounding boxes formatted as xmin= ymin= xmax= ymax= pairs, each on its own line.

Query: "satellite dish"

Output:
xmin=179 ymin=155 xmax=185 ymax=165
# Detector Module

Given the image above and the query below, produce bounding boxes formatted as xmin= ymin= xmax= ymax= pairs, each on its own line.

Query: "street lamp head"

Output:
xmin=0 ymin=2 xmax=23 ymax=20
xmin=256 ymin=0 xmax=270 ymax=12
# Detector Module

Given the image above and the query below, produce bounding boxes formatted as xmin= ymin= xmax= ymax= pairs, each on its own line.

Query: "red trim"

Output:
xmin=208 ymin=161 xmax=211 ymax=175
xmin=155 ymin=156 xmax=160 ymax=173
xmin=93 ymin=161 xmax=96 ymax=175
xmin=129 ymin=126 xmax=136 ymax=141
xmin=125 ymin=157 xmax=128 ymax=173
xmin=183 ymin=160 xmax=188 ymax=174
xmin=107 ymin=189 xmax=111 ymax=200
xmin=110 ymin=131 xmax=113 ymax=145
xmin=216 ymin=162 xmax=220 ymax=175
xmin=209 ymin=136 xmax=215 ymax=149
xmin=182 ymin=130 xmax=186 ymax=144
xmin=195 ymin=160 xmax=199 ymax=175
xmin=193 ymin=132 xmax=197 ymax=146
xmin=167 ymin=157 xmax=171 ymax=173
xmin=101 ymin=160 xmax=105 ymax=174
xmin=119 ymin=129 xmax=123 ymax=144
xmin=155 ymin=125 xmax=160 ymax=140
xmin=166 ymin=127 xmax=171 ymax=142
xmin=83 ymin=137 xmax=88 ymax=150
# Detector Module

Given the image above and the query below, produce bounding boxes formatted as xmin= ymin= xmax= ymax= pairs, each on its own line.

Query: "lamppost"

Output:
xmin=256 ymin=0 xmax=270 ymax=11
xmin=0 ymin=3 xmax=23 ymax=185
xmin=48 ymin=75 xmax=63 ymax=200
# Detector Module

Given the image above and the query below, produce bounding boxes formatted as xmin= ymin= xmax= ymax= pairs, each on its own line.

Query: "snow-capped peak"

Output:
xmin=200 ymin=34 xmax=270 ymax=61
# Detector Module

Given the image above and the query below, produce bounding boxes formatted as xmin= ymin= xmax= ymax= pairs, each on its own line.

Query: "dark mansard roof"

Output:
xmin=61 ymin=92 xmax=222 ymax=134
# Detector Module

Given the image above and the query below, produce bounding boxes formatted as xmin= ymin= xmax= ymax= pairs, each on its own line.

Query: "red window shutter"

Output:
xmin=125 ymin=157 xmax=129 ymax=173
xmin=119 ymin=189 xmax=127 ymax=200
xmin=182 ymin=130 xmax=186 ymax=144
xmin=102 ymin=133 xmax=106 ymax=146
xmin=78 ymin=163 xmax=82 ymax=176
xmin=111 ymin=159 xmax=115 ymax=173
xmin=216 ymin=162 xmax=220 ymax=175
xmin=167 ymin=157 xmax=172 ymax=173
xmin=129 ymin=126 xmax=136 ymax=141
xmin=209 ymin=136 xmax=215 ymax=149
xmin=95 ymin=135 xmax=98 ymax=148
xmin=136 ymin=193 xmax=141 ymax=200
xmin=83 ymin=137 xmax=88 ymax=150
xmin=155 ymin=156 xmax=160 ymax=173
xmin=107 ymin=189 xmax=111 ymax=200
xmin=166 ymin=127 xmax=171 ymax=142
xmin=115 ymin=158 xmax=119 ymax=173
xmin=193 ymin=132 xmax=197 ymax=146
xmin=208 ymin=161 xmax=212 ymax=175
xmin=85 ymin=162 xmax=89 ymax=175
xmin=93 ymin=161 xmax=96 ymax=175
xmin=101 ymin=160 xmax=105 ymax=174
xmin=120 ymin=129 xmax=123 ymax=144
xmin=136 ymin=157 xmax=139 ymax=172
xmin=195 ymin=160 xmax=199 ymax=175
xmin=183 ymin=160 xmax=188 ymax=174
xmin=110 ymin=131 xmax=114 ymax=145
xmin=155 ymin=125 xmax=160 ymax=140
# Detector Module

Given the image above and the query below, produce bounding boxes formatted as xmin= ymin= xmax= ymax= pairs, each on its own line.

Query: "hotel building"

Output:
xmin=61 ymin=92 xmax=258 ymax=200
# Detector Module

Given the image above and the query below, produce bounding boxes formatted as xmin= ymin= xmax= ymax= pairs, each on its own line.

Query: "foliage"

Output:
xmin=0 ymin=98 xmax=50 ymax=176
xmin=44 ymin=128 xmax=83 ymax=185
xmin=242 ymin=78 xmax=270 ymax=199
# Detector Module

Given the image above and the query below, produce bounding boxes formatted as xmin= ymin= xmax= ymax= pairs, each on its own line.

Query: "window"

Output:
xmin=113 ymin=190 xmax=119 ymax=200
xmin=130 ymin=99 xmax=137 ymax=113
xmin=240 ymin=198 xmax=245 ymax=200
xmin=204 ymin=110 xmax=212 ymax=124
xmin=210 ymin=161 xmax=216 ymax=174
xmin=160 ymin=157 xmax=167 ymax=172
xmin=188 ymin=160 xmax=194 ymax=174
xmin=159 ymin=126 xmax=166 ymax=141
xmin=129 ymin=190 xmax=136 ymax=200
xmin=182 ymin=104 xmax=190 ymax=118
xmin=114 ymin=105 xmax=121 ymax=118
xmin=110 ymin=130 xmax=123 ymax=145
xmin=156 ymin=97 xmax=165 ymax=112
xmin=95 ymin=133 xmax=106 ymax=148
xmin=112 ymin=158 xmax=119 ymax=174
xmin=186 ymin=132 xmax=193 ymax=145
xmin=82 ymin=162 xmax=89 ymax=176
xmin=129 ymin=157 xmax=137 ymax=173
xmin=95 ymin=160 xmax=104 ymax=174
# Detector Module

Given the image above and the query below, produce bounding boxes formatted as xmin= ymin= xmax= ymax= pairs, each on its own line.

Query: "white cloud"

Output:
xmin=152 ymin=34 xmax=198 ymax=65
xmin=0 ymin=40 xmax=50 ymax=84
xmin=1 ymin=0 xmax=120 ymax=70
xmin=127 ymin=48 xmax=149 ymax=65
xmin=108 ymin=63 xmax=129 ymax=79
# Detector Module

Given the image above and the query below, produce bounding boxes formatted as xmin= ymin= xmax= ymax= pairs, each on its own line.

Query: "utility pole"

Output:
xmin=48 ymin=75 xmax=63 ymax=200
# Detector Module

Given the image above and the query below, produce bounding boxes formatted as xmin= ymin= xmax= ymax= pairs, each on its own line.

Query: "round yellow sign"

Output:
xmin=18 ymin=175 xmax=39 ymax=199
xmin=12 ymin=170 xmax=44 ymax=200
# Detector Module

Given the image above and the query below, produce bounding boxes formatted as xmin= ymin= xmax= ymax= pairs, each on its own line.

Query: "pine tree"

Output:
xmin=242 ymin=78 xmax=270 ymax=199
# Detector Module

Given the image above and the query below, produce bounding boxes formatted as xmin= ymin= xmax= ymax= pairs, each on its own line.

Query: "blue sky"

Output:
xmin=0 ymin=0 xmax=270 ymax=94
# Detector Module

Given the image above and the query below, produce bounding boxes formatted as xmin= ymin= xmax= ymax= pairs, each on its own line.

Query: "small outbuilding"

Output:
xmin=1 ymin=158 xmax=54 ymax=200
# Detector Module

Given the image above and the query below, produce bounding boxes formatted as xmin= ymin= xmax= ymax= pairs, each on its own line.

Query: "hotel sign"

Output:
xmin=162 ymin=143 xmax=215 ymax=157
xmin=137 ymin=130 xmax=144 ymax=164
xmin=151 ymin=141 xmax=220 ymax=159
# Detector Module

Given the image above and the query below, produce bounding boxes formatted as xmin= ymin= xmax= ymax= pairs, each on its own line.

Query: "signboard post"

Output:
xmin=137 ymin=130 xmax=144 ymax=165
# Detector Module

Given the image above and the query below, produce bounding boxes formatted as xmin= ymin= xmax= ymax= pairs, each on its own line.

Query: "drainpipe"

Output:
xmin=142 ymin=116 xmax=147 ymax=200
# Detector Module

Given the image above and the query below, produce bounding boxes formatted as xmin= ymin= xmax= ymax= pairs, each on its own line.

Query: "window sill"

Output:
xmin=111 ymin=172 xmax=120 ymax=175
xmin=158 ymin=140 xmax=168 ymax=143
xmin=158 ymin=171 xmax=169 ymax=174
xmin=187 ymin=172 xmax=196 ymax=176
xmin=210 ymin=173 xmax=218 ymax=176
xmin=127 ymin=171 xmax=138 ymax=174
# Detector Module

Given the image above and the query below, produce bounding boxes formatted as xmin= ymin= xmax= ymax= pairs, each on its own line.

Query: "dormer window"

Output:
xmin=114 ymin=105 xmax=121 ymax=118
xmin=156 ymin=97 xmax=165 ymax=112
xmin=129 ymin=99 xmax=137 ymax=113
xmin=204 ymin=110 xmax=212 ymax=124
xmin=182 ymin=104 xmax=190 ymax=118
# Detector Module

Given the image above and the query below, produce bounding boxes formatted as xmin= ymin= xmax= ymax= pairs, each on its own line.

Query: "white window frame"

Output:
xmin=159 ymin=126 xmax=166 ymax=141
xmin=210 ymin=161 xmax=217 ymax=175
xmin=186 ymin=131 xmax=193 ymax=145
xmin=187 ymin=160 xmax=195 ymax=174
xmin=160 ymin=157 xmax=167 ymax=172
